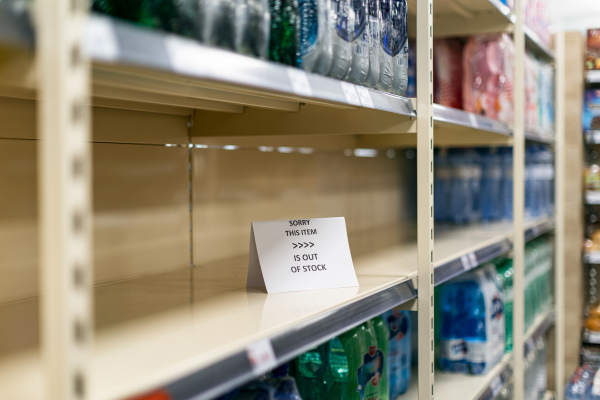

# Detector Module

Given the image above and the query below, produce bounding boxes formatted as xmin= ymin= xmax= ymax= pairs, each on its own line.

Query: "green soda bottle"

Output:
xmin=340 ymin=321 xmax=386 ymax=400
xmin=496 ymin=259 xmax=513 ymax=352
xmin=295 ymin=337 xmax=348 ymax=399
xmin=269 ymin=0 xmax=299 ymax=65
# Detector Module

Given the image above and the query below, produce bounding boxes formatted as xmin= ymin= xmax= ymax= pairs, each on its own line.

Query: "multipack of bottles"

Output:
xmin=293 ymin=310 xmax=412 ymax=400
xmin=463 ymin=34 xmax=515 ymax=127
xmin=433 ymin=38 xmax=463 ymax=110
xmin=565 ymin=364 xmax=600 ymax=400
xmin=217 ymin=363 xmax=303 ymax=400
xmin=524 ymin=0 xmax=550 ymax=47
xmin=524 ymin=237 xmax=553 ymax=332
xmin=92 ymin=0 xmax=409 ymax=96
xmin=525 ymin=51 xmax=555 ymax=138
xmin=437 ymin=264 xmax=505 ymax=375
xmin=434 ymin=146 xmax=554 ymax=224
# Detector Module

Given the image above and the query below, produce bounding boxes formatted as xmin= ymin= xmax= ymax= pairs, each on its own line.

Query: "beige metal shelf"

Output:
xmin=0 ymin=222 xmax=515 ymax=400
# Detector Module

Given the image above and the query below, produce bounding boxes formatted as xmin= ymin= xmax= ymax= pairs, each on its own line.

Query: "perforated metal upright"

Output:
xmin=37 ymin=0 xmax=92 ymax=399
xmin=417 ymin=0 xmax=435 ymax=398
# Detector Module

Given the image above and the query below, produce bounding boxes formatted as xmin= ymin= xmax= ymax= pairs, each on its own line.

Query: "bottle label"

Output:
xmin=355 ymin=346 xmax=385 ymax=399
xmin=465 ymin=340 xmax=486 ymax=364
xmin=441 ymin=339 xmax=466 ymax=361
xmin=332 ymin=0 xmax=351 ymax=41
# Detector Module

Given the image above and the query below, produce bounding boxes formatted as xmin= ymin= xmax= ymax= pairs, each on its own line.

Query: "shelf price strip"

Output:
xmin=460 ymin=252 xmax=479 ymax=271
xmin=246 ymin=338 xmax=278 ymax=376
xmin=490 ymin=375 xmax=504 ymax=397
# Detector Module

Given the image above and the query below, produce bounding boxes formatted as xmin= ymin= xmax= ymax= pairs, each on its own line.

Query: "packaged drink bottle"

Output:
xmin=295 ymin=337 xmax=349 ymax=399
xmin=495 ymin=259 xmax=513 ymax=352
xmin=274 ymin=377 xmax=303 ymax=400
xmin=92 ymin=0 xmax=202 ymax=40
xmin=566 ymin=365 xmax=594 ymax=400
xmin=344 ymin=0 xmax=370 ymax=84
xmin=236 ymin=0 xmax=271 ymax=58
xmin=329 ymin=0 xmax=353 ymax=79
xmin=449 ymin=149 xmax=471 ymax=224
xmin=365 ymin=0 xmax=381 ymax=88
xmin=389 ymin=0 xmax=408 ymax=96
xmin=382 ymin=310 xmax=411 ymax=398
xmin=439 ymin=282 xmax=468 ymax=373
xmin=372 ymin=316 xmax=390 ymax=400
xmin=269 ymin=0 xmax=299 ymax=65
xmin=501 ymin=148 xmax=513 ymax=221
xmin=375 ymin=0 xmax=393 ymax=91
xmin=535 ymin=338 xmax=547 ymax=398
xmin=203 ymin=0 xmax=238 ymax=51
xmin=481 ymin=148 xmax=503 ymax=222
xmin=434 ymin=148 xmax=451 ymax=222
xmin=339 ymin=321 xmax=386 ymax=400
xmin=588 ymin=368 xmax=600 ymax=400
xmin=467 ymin=149 xmax=482 ymax=223
xmin=405 ymin=40 xmax=416 ymax=97
xmin=232 ymin=381 xmax=276 ymax=400
xmin=298 ymin=0 xmax=333 ymax=74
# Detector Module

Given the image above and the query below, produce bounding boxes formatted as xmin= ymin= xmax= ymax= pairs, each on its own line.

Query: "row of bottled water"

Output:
xmin=438 ymin=236 xmax=553 ymax=376
xmin=92 ymin=0 xmax=409 ymax=96
xmin=434 ymin=145 xmax=554 ymax=224
xmin=566 ymin=364 xmax=600 ymax=400
xmin=525 ymin=337 xmax=549 ymax=400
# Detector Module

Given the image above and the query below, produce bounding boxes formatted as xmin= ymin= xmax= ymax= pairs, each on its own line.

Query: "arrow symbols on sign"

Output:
xmin=292 ymin=242 xmax=314 ymax=249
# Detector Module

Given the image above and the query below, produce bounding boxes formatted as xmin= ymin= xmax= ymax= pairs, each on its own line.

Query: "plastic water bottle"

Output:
xmin=588 ymin=368 xmax=600 ymax=400
xmin=536 ymin=338 xmax=547 ymax=399
xmin=204 ymin=0 xmax=238 ymax=51
xmin=383 ymin=309 xmax=411 ymax=398
xmin=467 ymin=149 xmax=482 ymax=223
xmin=464 ymin=279 xmax=487 ymax=374
xmin=375 ymin=0 xmax=393 ymax=91
xmin=439 ymin=282 xmax=468 ymax=373
xmin=298 ymin=0 xmax=333 ymax=74
xmin=329 ymin=0 xmax=353 ymax=79
xmin=274 ymin=377 xmax=303 ymax=400
xmin=449 ymin=149 xmax=471 ymax=224
xmin=481 ymin=148 xmax=503 ymax=222
xmin=269 ymin=0 xmax=299 ymax=65
xmin=237 ymin=0 xmax=271 ymax=58
xmin=344 ymin=0 xmax=370 ymax=84
xmin=390 ymin=0 xmax=408 ymax=96
xmin=365 ymin=0 xmax=381 ymax=87
xmin=434 ymin=149 xmax=451 ymax=222
xmin=501 ymin=148 xmax=513 ymax=221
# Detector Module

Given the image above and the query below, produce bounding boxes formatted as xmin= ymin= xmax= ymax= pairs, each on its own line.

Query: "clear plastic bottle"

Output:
xmin=389 ymin=0 xmax=408 ymax=96
xmin=269 ymin=0 xmax=299 ymax=65
xmin=501 ymin=148 xmax=513 ymax=221
xmin=344 ymin=0 xmax=370 ymax=84
xmin=365 ymin=0 xmax=381 ymax=87
xmin=481 ymin=148 xmax=503 ymax=222
xmin=449 ymin=149 xmax=472 ymax=224
xmin=375 ymin=0 xmax=393 ymax=91
xmin=434 ymin=148 xmax=451 ymax=222
xmin=204 ymin=0 xmax=238 ymax=51
xmin=329 ymin=0 xmax=353 ymax=79
xmin=237 ymin=0 xmax=271 ymax=58
xmin=298 ymin=0 xmax=333 ymax=74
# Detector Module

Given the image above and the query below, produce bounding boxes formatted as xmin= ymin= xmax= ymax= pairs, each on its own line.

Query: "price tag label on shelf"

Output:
xmin=468 ymin=113 xmax=479 ymax=129
xmin=247 ymin=217 xmax=359 ymax=293
xmin=460 ymin=252 xmax=478 ymax=271
xmin=587 ymin=191 xmax=600 ymax=205
xmin=340 ymin=82 xmax=361 ymax=106
xmin=588 ymin=330 xmax=600 ymax=344
xmin=246 ymin=339 xmax=277 ymax=375
xmin=355 ymin=86 xmax=374 ymax=108
xmin=86 ymin=17 xmax=119 ymax=61
xmin=287 ymin=69 xmax=313 ymax=97
xmin=490 ymin=375 xmax=503 ymax=397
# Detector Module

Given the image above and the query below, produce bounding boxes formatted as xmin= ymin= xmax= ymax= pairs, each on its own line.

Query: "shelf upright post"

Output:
xmin=37 ymin=0 xmax=93 ymax=399
xmin=513 ymin=0 xmax=526 ymax=397
xmin=554 ymin=30 xmax=566 ymax=400
xmin=416 ymin=0 xmax=435 ymax=398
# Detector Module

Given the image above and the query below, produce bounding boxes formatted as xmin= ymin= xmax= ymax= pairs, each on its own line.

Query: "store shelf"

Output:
xmin=525 ymin=130 xmax=555 ymax=144
xmin=0 ymin=222 xmax=517 ymax=400
xmin=524 ymin=26 xmax=554 ymax=62
xmin=403 ymin=354 xmax=513 ymax=400
xmin=586 ymin=191 xmax=600 ymax=205
xmin=582 ymin=328 xmax=600 ymax=345
xmin=524 ymin=310 xmax=556 ymax=357
xmin=524 ymin=216 xmax=555 ymax=242
xmin=587 ymin=70 xmax=600 ymax=84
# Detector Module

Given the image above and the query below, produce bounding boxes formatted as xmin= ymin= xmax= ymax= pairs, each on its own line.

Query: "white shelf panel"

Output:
xmin=0 ymin=222 xmax=517 ymax=400
xmin=525 ymin=130 xmax=555 ymax=144
xmin=586 ymin=191 xmax=600 ymax=205
xmin=587 ymin=71 xmax=600 ymax=84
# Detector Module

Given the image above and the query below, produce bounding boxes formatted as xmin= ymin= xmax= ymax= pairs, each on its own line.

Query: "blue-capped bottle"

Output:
xmin=298 ymin=0 xmax=333 ymax=74
xmin=481 ymin=148 xmax=503 ymax=222
xmin=329 ymin=0 xmax=353 ymax=79
xmin=344 ymin=0 xmax=370 ymax=84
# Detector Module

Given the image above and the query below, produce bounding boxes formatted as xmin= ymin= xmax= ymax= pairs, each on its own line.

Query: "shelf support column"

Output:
xmin=513 ymin=0 xmax=526 ymax=397
xmin=416 ymin=0 xmax=435 ymax=398
xmin=37 ymin=0 xmax=93 ymax=399
xmin=554 ymin=30 xmax=566 ymax=400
